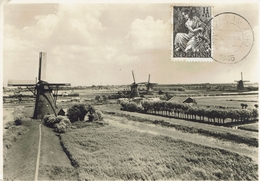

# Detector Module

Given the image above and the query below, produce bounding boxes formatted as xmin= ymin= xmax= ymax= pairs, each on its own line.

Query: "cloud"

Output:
xmin=3 ymin=3 xmax=259 ymax=86
xmin=127 ymin=16 xmax=170 ymax=51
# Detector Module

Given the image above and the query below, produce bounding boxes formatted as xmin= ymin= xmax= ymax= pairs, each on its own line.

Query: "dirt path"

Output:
xmin=104 ymin=114 xmax=258 ymax=163
xmin=34 ymin=124 xmax=42 ymax=181
xmin=4 ymin=121 xmax=78 ymax=180
xmin=38 ymin=123 xmax=78 ymax=180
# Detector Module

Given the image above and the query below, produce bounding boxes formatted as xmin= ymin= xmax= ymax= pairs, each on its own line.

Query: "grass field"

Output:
xmin=3 ymin=102 xmax=258 ymax=180
xmin=194 ymin=95 xmax=258 ymax=109
xmin=238 ymin=123 xmax=259 ymax=132
xmin=98 ymin=104 xmax=258 ymax=146
xmin=60 ymin=122 xmax=258 ymax=180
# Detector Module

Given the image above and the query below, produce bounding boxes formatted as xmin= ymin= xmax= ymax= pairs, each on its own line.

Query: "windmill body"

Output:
xmin=130 ymin=71 xmax=140 ymax=98
xmin=8 ymin=52 xmax=70 ymax=119
xmin=130 ymin=83 xmax=140 ymax=98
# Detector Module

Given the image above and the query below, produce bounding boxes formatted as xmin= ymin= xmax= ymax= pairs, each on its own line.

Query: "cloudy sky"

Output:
xmin=2 ymin=1 xmax=259 ymax=86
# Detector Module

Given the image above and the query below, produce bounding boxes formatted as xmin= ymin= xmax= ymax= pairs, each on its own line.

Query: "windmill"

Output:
xmin=130 ymin=71 xmax=140 ymax=98
xmin=8 ymin=52 xmax=71 ymax=119
xmin=130 ymin=71 xmax=142 ymax=98
xmin=234 ymin=72 xmax=249 ymax=91
xmin=145 ymin=74 xmax=158 ymax=94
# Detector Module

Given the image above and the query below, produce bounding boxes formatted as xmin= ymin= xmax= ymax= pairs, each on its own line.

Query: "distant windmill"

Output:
xmin=130 ymin=71 xmax=141 ymax=98
xmin=234 ymin=72 xmax=249 ymax=91
xmin=8 ymin=52 xmax=71 ymax=119
xmin=145 ymin=74 xmax=158 ymax=94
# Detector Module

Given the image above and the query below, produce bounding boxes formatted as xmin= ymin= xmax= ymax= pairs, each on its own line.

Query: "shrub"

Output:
xmin=67 ymin=104 xmax=88 ymax=122
xmin=14 ymin=117 xmax=31 ymax=126
xmin=43 ymin=114 xmax=72 ymax=133
xmin=12 ymin=109 xmax=28 ymax=126
xmin=102 ymin=95 xmax=108 ymax=102
xmin=14 ymin=115 xmax=24 ymax=126
xmin=120 ymin=100 xmax=129 ymax=110
xmin=86 ymin=106 xmax=103 ymax=122
xmin=55 ymin=121 xmax=67 ymax=133
xmin=126 ymin=102 xmax=139 ymax=112
xmin=43 ymin=114 xmax=59 ymax=128
xmin=55 ymin=115 xmax=66 ymax=123
xmin=93 ymin=110 xmax=103 ymax=121
xmin=62 ymin=118 xmax=72 ymax=127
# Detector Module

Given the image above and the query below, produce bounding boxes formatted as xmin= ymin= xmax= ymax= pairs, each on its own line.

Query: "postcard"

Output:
xmin=1 ymin=0 xmax=259 ymax=180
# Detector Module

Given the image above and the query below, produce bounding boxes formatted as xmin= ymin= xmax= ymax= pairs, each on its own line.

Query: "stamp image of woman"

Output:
xmin=174 ymin=8 xmax=209 ymax=53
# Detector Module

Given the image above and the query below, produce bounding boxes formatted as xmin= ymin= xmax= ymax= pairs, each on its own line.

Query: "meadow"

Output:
xmin=60 ymin=122 xmax=258 ymax=180
xmin=2 ymin=88 xmax=258 ymax=180
xmin=194 ymin=95 xmax=258 ymax=109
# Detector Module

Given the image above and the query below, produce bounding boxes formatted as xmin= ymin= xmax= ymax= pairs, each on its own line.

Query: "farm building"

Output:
xmin=146 ymin=97 xmax=161 ymax=102
xmin=117 ymin=98 xmax=129 ymax=104
xmin=168 ymin=96 xmax=197 ymax=106
xmin=57 ymin=108 xmax=65 ymax=116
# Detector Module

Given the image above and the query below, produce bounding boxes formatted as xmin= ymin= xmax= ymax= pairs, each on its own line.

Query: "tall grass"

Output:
xmin=3 ymin=107 xmax=31 ymax=167
xmin=103 ymin=111 xmax=258 ymax=147
xmin=60 ymin=124 xmax=258 ymax=180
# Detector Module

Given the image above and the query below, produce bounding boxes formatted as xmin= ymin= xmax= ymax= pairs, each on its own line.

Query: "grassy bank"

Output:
xmin=3 ymin=119 xmax=40 ymax=180
xmin=60 ymin=122 xmax=258 ymax=180
xmin=102 ymin=110 xmax=258 ymax=147
xmin=3 ymin=107 xmax=32 ymax=167
xmin=238 ymin=123 xmax=258 ymax=132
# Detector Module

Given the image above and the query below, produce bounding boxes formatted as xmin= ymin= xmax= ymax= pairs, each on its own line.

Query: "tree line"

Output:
xmin=120 ymin=100 xmax=258 ymax=125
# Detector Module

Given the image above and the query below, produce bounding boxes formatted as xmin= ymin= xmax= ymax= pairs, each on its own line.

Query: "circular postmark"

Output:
xmin=210 ymin=12 xmax=254 ymax=64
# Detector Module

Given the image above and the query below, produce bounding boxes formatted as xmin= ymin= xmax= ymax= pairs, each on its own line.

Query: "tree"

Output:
xmin=240 ymin=103 xmax=248 ymax=109
xmin=142 ymin=101 xmax=154 ymax=113
xmin=153 ymin=101 xmax=162 ymax=114
xmin=165 ymin=102 xmax=173 ymax=116
xmin=227 ymin=110 xmax=239 ymax=122
xmin=254 ymin=104 xmax=258 ymax=109
xmin=120 ymin=100 xmax=129 ymax=110
xmin=237 ymin=109 xmax=251 ymax=122
xmin=158 ymin=90 xmax=164 ymax=95
xmin=206 ymin=109 xmax=218 ymax=123
xmin=218 ymin=109 xmax=228 ymax=124
xmin=102 ymin=95 xmax=108 ymax=103
xmin=244 ymin=104 xmax=248 ymax=109
xmin=95 ymin=95 xmax=101 ymax=102
xmin=251 ymin=109 xmax=258 ymax=120
xmin=197 ymin=108 xmax=206 ymax=121
xmin=126 ymin=102 xmax=139 ymax=112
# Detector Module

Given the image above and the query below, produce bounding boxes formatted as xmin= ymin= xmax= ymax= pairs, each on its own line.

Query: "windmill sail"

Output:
xmin=38 ymin=52 xmax=47 ymax=81
xmin=145 ymin=74 xmax=157 ymax=94
xmin=8 ymin=79 xmax=35 ymax=86
xmin=132 ymin=70 xmax=136 ymax=83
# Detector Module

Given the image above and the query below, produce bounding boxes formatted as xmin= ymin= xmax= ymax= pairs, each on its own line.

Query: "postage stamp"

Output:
xmin=172 ymin=6 xmax=212 ymax=60
xmin=211 ymin=12 xmax=254 ymax=64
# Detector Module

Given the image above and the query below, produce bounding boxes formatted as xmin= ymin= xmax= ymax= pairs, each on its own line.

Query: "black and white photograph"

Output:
xmin=1 ymin=0 xmax=259 ymax=180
